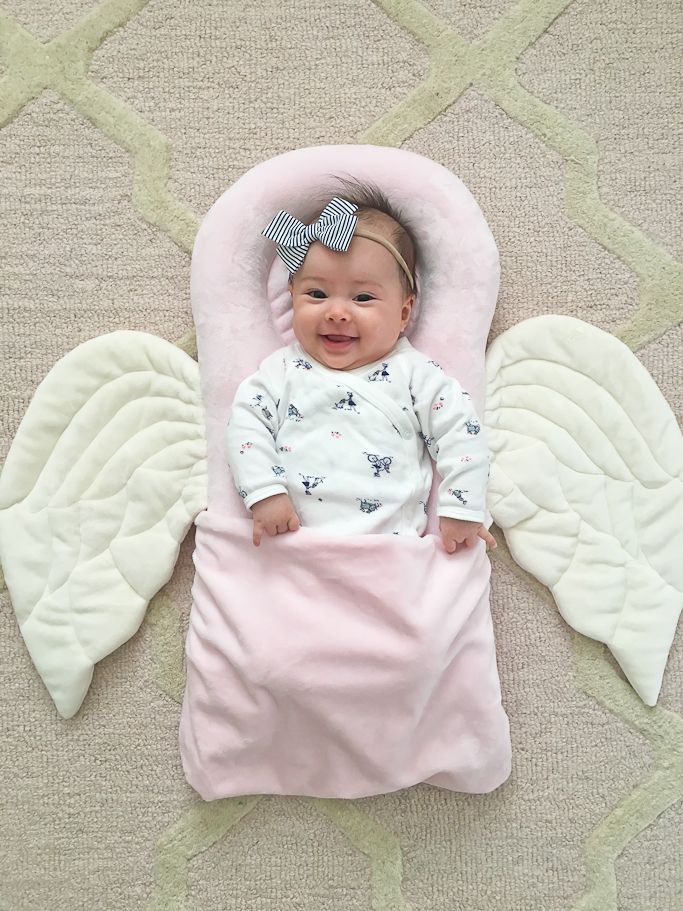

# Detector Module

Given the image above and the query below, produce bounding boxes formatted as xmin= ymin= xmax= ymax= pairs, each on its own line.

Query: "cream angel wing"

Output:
xmin=485 ymin=315 xmax=682 ymax=706
xmin=0 ymin=332 xmax=207 ymax=718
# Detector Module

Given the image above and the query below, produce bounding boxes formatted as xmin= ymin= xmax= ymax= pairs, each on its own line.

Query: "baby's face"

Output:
xmin=290 ymin=235 xmax=414 ymax=371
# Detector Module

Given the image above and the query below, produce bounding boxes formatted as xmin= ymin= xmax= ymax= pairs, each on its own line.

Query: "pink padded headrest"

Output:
xmin=191 ymin=145 xmax=499 ymax=528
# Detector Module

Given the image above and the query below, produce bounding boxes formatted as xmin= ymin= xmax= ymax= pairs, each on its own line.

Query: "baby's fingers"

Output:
xmin=478 ymin=526 xmax=497 ymax=549
xmin=442 ymin=535 xmax=458 ymax=554
xmin=274 ymin=515 xmax=300 ymax=535
xmin=252 ymin=521 xmax=263 ymax=547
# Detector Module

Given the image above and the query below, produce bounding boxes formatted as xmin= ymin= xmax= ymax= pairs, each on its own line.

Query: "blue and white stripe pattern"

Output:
xmin=261 ymin=197 xmax=358 ymax=274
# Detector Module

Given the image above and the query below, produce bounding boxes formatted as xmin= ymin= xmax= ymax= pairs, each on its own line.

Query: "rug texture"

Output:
xmin=0 ymin=1 xmax=681 ymax=910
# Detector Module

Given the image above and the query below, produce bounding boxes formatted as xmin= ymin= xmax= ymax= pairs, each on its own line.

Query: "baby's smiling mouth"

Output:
xmin=322 ymin=334 xmax=357 ymax=341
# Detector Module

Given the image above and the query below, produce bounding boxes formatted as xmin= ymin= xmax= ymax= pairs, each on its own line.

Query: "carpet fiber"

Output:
xmin=1 ymin=1 xmax=681 ymax=909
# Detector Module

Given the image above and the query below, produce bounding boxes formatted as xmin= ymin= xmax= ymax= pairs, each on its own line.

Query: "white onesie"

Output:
xmin=225 ymin=336 xmax=489 ymax=536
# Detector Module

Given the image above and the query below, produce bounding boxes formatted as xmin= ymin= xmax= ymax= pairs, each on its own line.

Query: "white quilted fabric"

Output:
xmin=485 ymin=315 xmax=683 ymax=706
xmin=0 ymin=332 xmax=207 ymax=718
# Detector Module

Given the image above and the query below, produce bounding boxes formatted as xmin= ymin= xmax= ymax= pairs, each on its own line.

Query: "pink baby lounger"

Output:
xmin=180 ymin=145 xmax=512 ymax=799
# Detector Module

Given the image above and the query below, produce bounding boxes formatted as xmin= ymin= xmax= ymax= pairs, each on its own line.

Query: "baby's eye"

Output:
xmin=354 ymin=293 xmax=375 ymax=303
xmin=307 ymin=289 xmax=327 ymax=299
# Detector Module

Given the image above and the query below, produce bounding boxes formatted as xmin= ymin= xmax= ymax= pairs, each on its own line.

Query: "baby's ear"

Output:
xmin=401 ymin=294 xmax=415 ymax=326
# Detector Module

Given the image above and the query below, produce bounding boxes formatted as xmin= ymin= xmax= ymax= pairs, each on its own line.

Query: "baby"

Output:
xmin=225 ymin=185 xmax=496 ymax=553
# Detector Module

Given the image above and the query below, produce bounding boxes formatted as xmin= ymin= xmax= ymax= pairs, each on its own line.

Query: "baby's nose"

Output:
xmin=326 ymin=298 xmax=350 ymax=320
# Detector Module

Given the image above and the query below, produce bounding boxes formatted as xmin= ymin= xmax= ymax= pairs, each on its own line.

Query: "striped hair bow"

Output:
xmin=261 ymin=197 xmax=358 ymax=274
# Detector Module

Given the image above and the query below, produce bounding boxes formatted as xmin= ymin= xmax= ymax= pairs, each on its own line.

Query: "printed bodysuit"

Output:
xmin=225 ymin=336 xmax=489 ymax=536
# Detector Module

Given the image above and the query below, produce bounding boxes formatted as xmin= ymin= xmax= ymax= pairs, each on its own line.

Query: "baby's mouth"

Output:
xmin=321 ymin=334 xmax=357 ymax=350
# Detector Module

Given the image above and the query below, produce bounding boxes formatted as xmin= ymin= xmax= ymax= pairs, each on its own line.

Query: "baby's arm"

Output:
xmin=412 ymin=358 xmax=494 ymax=550
xmin=225 ymin=356 xmax=300 ymax=542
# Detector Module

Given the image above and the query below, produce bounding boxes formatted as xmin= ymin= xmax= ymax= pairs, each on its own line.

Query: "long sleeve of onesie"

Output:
xmin=411 ymin=359 xmax=489 ymax=523
xmin=225 ymin=352 xmax=288 ymax=510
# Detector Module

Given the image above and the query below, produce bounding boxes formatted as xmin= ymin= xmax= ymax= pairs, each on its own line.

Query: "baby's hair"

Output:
xmin=317 ymin=176 xmax=418 ymax=296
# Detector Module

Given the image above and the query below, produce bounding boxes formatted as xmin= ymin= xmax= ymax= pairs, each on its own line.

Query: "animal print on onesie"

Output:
xmin=226 ymin=337 xmax=489 ymax=537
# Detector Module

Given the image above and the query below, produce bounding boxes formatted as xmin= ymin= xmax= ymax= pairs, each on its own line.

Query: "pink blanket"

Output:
xmin=180 ymin=145 xmax=511 ymax=798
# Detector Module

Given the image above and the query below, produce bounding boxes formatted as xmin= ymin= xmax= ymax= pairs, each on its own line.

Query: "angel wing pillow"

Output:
xmin=485 ymin=314 xmax=683 ymax=706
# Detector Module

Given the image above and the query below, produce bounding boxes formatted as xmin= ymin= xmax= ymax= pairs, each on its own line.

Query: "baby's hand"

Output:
xmin=251 ymin=493 xmax=301 ymax=546
xmin=439 ymin=516 xmax=497 ymax=554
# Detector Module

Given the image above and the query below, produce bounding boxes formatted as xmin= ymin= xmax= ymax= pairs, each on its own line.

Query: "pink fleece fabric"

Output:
xmin=180 ymin=145 xmax=511 ymax=798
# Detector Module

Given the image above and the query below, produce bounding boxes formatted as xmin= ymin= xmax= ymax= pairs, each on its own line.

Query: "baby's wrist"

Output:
xmin=243 ymin=484 xmax=288 ymax=510
xmin=251 ymin=492 xmax=289 ymax=510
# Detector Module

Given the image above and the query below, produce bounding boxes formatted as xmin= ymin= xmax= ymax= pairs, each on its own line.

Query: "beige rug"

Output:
xmin=1 ymin=1 xmax=681 ymax=909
